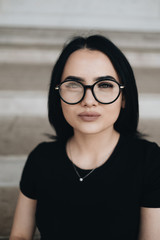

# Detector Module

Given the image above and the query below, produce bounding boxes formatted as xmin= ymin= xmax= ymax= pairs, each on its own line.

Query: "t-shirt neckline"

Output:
xmin=63 ymin=134 xmax=124 ymax=172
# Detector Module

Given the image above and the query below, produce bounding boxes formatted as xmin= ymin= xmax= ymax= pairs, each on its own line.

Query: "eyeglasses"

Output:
xmin=55 ymin=76 xmax=125 ymax=105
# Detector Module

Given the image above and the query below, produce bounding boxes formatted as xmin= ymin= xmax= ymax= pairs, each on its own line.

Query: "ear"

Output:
xmin=121 ymin=95 xmax=125 ymax=109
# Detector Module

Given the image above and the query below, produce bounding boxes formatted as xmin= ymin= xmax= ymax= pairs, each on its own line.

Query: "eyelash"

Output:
xmin=98 ymin=82 xmax=113 ymax=88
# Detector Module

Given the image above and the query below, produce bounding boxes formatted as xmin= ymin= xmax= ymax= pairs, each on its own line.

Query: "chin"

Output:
xmin=74 ymin=125 xmax=112 ymax=136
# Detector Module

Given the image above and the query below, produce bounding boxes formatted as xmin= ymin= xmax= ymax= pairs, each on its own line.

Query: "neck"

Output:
xmin=67 ymin=128 xmax=120 ymax=169
xmin=74 ymin=128 xmax=118 ymax=148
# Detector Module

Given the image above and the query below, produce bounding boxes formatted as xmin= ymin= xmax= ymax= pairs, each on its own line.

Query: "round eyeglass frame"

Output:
xmin=55 ymin=77 xmax=125 ymax=105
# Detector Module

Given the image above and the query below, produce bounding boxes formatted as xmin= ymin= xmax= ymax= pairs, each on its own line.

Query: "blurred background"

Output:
xmin=0 ymin=0 xmax=160 ymax=238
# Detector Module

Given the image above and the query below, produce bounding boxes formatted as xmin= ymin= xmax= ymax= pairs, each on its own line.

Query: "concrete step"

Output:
xmin=0 ymin=116 xmax=159 ymax=154
xmin=2 ymin=90 xmax=159 ymax=118
xmin=0 ymin=115 xmax=53 ymax=155
xmin=0 ymin=110 xmax=159 ymax=156
xmin=0 ymin=89 xmax=159 ymax=156
xmin=0 ymin=156 xmax=40 ymax=238
xmin=0 ymin=63 xmax=160 ymax=94
xmin=134 ymin=68 xmax=160 ymax=94
xmin=0 ymin=64 xmax=52 ymax=91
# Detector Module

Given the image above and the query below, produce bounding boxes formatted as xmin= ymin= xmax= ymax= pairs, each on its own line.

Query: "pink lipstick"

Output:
xmin=78 ymin=112 xmax=101 ymax=122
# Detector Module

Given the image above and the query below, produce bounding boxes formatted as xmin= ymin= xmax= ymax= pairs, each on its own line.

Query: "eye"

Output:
xmin=97 ymin=81 xmax=114 ymax=88
xmin=64 ymin=81 xmax=82 ymax=88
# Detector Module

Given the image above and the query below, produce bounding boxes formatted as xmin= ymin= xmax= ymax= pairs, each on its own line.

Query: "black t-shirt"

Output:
xmin=20 ymin=135 xmax=160 ymax=240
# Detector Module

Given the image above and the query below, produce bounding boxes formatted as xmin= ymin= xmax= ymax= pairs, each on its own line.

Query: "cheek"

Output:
xmin=104 ymin=98 xmax=122 ymax=120
xmin=61 ymin=101 xmax=75 ymax=125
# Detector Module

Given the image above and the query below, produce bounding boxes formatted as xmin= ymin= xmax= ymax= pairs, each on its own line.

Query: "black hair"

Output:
xmin=48 ymin=35 xmax=141 ymax=143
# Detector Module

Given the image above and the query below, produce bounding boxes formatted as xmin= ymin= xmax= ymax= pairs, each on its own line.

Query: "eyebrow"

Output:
xmin=64 ymin=75 xmax=116 ymax=82
xmin=64 ymin=76 xmax=84 ymax=82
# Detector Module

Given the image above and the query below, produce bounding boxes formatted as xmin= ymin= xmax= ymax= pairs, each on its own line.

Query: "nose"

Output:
xmin=81 ymin=88 xmax=98 ymax=107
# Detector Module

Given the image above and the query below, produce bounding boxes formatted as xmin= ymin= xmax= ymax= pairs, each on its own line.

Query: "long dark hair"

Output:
xmin=48 ymin=35 xmax=140 ymax=143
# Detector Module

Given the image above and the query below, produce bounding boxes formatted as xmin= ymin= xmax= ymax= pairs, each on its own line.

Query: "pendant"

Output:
xmin=79 ymin=178 xmax=83 ymax=181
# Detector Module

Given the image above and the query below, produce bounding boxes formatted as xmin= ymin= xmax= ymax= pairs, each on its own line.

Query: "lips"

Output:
xmin=78 ymin=112 xmax=101 ymax=122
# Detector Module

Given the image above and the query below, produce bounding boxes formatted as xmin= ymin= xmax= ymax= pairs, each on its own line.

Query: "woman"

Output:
xmin=10 ymin=35 xmax=160 ymax=240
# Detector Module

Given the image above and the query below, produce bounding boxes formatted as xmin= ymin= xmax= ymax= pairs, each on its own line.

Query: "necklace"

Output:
xmin=68 ymin=141 xmax=96 ymax=182
xmin=72 ymin=163 xmax=95 ymax=182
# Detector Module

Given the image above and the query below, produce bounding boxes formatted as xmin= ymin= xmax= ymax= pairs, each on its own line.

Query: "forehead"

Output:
xmin=61 ymin=49 xmax=119 ymax=81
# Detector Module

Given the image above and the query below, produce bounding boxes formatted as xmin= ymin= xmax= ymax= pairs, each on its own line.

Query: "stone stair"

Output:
xmin=0 ymin=27 xmax=160 ymax=239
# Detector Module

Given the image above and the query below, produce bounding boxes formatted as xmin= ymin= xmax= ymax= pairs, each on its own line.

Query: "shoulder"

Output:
xmin=25 ymin=140 xmax=65 ymax=166
xmin=121 ymin=135 xmax=160 ymax=169
xmin=29 ymin=140 xmax=63 ymax=156
xmin=123 ymin=135 xmax=160 ymax=154
xmin=120 ymin=135 xmax=160 ymax=165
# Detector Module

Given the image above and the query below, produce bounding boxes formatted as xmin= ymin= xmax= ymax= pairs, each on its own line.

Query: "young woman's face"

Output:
xmin=60 ymin=49 xmax=124 ymax=136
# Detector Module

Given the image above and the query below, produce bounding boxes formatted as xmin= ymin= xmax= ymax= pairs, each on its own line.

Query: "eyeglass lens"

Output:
xmin=59 ymin=80 xmax=121 ymax=104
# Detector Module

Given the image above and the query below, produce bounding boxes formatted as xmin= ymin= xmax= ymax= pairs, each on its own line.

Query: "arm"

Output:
xmin=9 ymin=191 xmax=37 ymax=240
xmin=138 ymin=207 xmax=160 ymax=240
